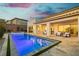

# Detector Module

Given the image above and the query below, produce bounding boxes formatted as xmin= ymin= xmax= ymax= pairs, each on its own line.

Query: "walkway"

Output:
xmin=0 ymin=34 xmax=7 ymax=53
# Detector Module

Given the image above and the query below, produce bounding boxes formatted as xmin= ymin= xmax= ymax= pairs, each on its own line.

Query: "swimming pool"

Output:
xmin=10 ymin=33 xmax=60 ymax=56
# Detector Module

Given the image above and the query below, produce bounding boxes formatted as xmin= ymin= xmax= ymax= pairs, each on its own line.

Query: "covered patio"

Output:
xmin=33 ymin=7 xmax=79 ymax=39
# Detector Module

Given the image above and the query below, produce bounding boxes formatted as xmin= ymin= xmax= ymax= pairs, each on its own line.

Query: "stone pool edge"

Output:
xmin=27 ymin=40 xmax=61 ymax=56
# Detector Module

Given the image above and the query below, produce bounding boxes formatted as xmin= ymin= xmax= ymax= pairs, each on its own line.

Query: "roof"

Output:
xmin=45 ymin=6 xmax=79 ymax=18
xmin=12 ymin=18 xmax=28 ymax=21
xmin=35 ymin=6 xmax=79 ymax=24
xmin=7 ymin=18 xmax=28 ymax=22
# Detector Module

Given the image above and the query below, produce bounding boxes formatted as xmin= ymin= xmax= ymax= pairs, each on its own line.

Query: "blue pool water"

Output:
xmin=11 ymin=33 xmax=53 ymax=56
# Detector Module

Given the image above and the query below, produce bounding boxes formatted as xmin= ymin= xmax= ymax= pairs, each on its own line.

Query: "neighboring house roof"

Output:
xmin=11 ymin=18 xmax=28 ymax=22
xmin=6 ymin=17 xmax=28 ymax=22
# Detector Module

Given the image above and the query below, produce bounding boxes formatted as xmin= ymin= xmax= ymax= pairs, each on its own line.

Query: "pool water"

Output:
xmin=11 ymin=33 xmax=54 ymax=56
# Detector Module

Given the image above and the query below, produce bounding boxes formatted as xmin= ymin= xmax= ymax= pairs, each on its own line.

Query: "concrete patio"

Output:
xmin=39 ymin=36 xmax=79 ymax=56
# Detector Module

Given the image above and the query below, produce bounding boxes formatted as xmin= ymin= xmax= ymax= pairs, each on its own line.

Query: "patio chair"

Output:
xmin=63 ymin=32 xmax=70 ymax=37
xmin=56 ymin=32 xmax=62 ymax=36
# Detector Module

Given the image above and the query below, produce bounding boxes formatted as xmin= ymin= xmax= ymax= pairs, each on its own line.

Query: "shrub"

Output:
xmin=0 ymin=25 xmax=6 ymax=38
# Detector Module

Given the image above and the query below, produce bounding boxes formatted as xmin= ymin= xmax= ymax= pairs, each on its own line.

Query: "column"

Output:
xmin=33 ymin=24 xmax=37 ymax=35
xmin=46 ymin=22 xmax=51 ymax=36
xmin=53 ymin=24 xmax=58 ymax=35
xmin=27 ymin=24 xmax=29 ymax=33
xmin=78 ymin=17 xmax=79 ymax=40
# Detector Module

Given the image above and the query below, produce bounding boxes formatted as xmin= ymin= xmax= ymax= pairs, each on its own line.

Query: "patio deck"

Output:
xmin=39 ymin=36 xmax=79 ymax=56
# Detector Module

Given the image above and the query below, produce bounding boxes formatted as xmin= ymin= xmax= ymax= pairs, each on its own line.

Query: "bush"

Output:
xmin=0 ymin=25 xmax=6 ymax=38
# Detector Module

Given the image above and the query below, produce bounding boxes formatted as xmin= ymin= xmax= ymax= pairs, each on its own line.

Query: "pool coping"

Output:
xmin=0 ymin=38 xmax=7 ymax=56
xmin=0 ymin=33 xmax=8 ymax=56
xmin=27 ymin=40 xmax=61 ymax=56
xmin=9 ymin=34 xmax=18 ymax=56
xmin=9 ymin=33 xmax=61 ymax=56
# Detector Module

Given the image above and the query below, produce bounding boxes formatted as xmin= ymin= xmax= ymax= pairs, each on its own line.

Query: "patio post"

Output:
xmin=27 ymin=24 xmax=29 ymax=33
xmin=78 ymin=17 xmax=79 ymax=40
xmin=46 ymin=22 xmax=51 ymax=36
xmin=33 ymin=24 xmax=37 ymax=35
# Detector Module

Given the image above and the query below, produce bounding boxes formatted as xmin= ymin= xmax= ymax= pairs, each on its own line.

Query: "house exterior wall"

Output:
xmin=16 ymin=19 xmax=27 ymax=25
xmin=6 ymin=24 xmax=17 ymax=32
xmin=6 ymin=18 xmax=27 ymax=32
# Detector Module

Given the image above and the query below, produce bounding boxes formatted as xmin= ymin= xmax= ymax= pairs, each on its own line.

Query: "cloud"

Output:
xmin=34 ymin=4 xmax=56 ymax=19
xmin=0 ymin=3 xmax=79 ymax=20
xmin=35 ymin=5 xmax=55 ymax=15
xmin=0 ymin=3 xmax=32 ymax=8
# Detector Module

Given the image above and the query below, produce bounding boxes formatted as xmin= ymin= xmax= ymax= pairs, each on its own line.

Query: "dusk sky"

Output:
xmin=0 ymin=3 xmax=79 ymax=21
